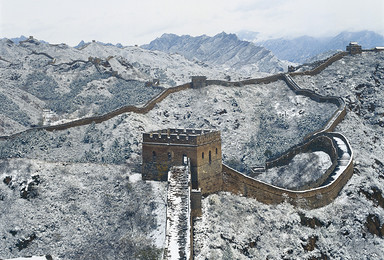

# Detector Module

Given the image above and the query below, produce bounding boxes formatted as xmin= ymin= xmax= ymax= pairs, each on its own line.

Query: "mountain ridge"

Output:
xmin=237 ymin=30 xmax=384 ymax=63
xmin=142 ymin=32 xmax=287 ymax=75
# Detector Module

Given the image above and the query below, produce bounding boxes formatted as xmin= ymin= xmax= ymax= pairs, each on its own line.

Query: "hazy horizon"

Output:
xmin=1 ymin=0 xmax=383 ymax=46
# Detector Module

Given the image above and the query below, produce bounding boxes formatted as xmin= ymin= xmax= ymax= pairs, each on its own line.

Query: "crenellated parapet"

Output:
xmin=143 ymin=128 xmax=220 ymax=146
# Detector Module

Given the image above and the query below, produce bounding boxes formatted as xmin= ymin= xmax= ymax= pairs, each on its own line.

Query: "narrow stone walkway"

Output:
xmin=165 ymin=166 xmax=191 ymax=260
xmin=322 ymin=135 xmax=352 ymax=185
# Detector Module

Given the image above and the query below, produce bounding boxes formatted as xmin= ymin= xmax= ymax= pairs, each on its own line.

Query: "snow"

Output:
xmin=142 ymin=82 xmax=337 ymax=171
xmin=165 ymin=166 xmax=191 ymax=260
xmin=0 ymin=78 xmax=337 ymax=177
xmin=258 ymin=151 xmax=332 ymax=190
xmin=0 ymin=38 xmax=247 ymax=136
xmin=0 ymin=159 xmax=166 ymax=259
xmin=148 ymin=180 xmax=168 ymax=249
xmin=142 ymin=32 xmax=287 ymax=75
xmin=193 ymin=52 xmax=384 ymax=260
xmin=194 ymin=190 xmax=384 ymax=259
xmin=1 ymin=38 xmax=383 ymax=259
xmin=129 ymin=173 xmax=142 ymax=183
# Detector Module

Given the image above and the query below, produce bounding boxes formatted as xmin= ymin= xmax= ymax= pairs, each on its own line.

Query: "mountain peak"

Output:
xmin=142 ymin=32 xmax=285 ymax=74
xmin=213 ymin=32 xmax=239 ymax=41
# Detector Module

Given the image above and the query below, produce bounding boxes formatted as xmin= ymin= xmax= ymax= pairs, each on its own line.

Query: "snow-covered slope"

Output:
xmin=193 ymin=51 xmax=384 ymax=259
xmin=0 ymin=37 xmax=244 ymax=136
xmin=0 ymin=81 xmax=337 ymax=173
xmin=0 ymin=159 xmax=166 ymax=259
xmin=142 ymin=32 xmax=288 ymax=75
xmin=0 ymin=77 xmax=338 ymax=259
xmin=0 ymin=36 xmax=383 ymax=259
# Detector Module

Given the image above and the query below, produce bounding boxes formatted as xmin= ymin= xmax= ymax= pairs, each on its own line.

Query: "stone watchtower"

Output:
xmin=191 ymin=76 xmax=207 ymax=89
xmin=346 ymin=42 xmax=362 ymax=55
xmin=142 ymin=128 xmax=222 ymax=194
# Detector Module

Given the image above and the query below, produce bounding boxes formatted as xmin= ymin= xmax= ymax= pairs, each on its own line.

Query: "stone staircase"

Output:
xmin=164 ymin=165 xmax=191 ymax=260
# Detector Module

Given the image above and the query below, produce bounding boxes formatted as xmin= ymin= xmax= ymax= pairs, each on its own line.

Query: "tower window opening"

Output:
xmin=202 ymin=152 xmax=204 ymax=159
xmin=209 ymin=151 xmax=212 ymax=164
xmin=152 ymin=151 xmax=156 ymax=162
xmin=168 ymin=152 xmax=172 ymax=161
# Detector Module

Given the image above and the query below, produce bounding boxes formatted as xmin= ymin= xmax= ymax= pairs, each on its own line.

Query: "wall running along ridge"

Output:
xmin=0 ymin=51 xmax=347 ymax=141
xmin=0 ymin=83 xmax=191 ymax=140
xmin=0 ymin=49 xmax=355 ymax=208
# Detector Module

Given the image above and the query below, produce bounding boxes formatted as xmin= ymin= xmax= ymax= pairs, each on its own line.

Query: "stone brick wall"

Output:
xmin=142 ymin=142 xmax=193 ymax=181
xmin=191 ymin=76 xmax=207 ymax=88
xmin=221 ymin=133 xmax=354 ymax=209
xmin=0 ymin=45 xmax=356 ymax=210
xmin=196 ymin=142 xmax=222 ymax=194
xmin=282 ymin=74 xmax=347 ymax=138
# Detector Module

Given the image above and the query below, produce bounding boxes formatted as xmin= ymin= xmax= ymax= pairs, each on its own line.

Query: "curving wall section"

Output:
xmin=289 ymin=52 xmax=348 ymax=76
xmin=1 ymin=49 xmax=349 ymax=141
xmin=220 ymin=133 xmax=354 ymax=208
xmin=0 ymin=48 xmax=356 ymax=208
xmin=282 ymin=74 xmax=347 ymax=138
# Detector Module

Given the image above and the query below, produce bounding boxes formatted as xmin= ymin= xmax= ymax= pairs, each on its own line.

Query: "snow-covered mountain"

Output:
xmin=194 ymin=51 xmax=384 ymax=259
xmin=0 ymin=37 xmax=244 ymax=136
xmin=142 ymin=32 xmax=288 ymax=75
xmin=75 ymin=40 xmax=124 ymax=49
xmin=238 ymin=30 xmax=384 ymax=63
xmin=0 ymin=34 xmax=383 ymax=260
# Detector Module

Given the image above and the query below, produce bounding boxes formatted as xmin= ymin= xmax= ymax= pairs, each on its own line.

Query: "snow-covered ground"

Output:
xmin=194 ymin=189 xmax=383 ymax=259
xmin=193 ymin=52 xmax=384 ymax=259
xmin=0 ymin=80 xmax=337 ymax=174
xmin=1 ymin=38 xmax=383 ymax=259
xmin=4 ymin=257 xmax=50 ymax=260
xmin=258 ymin=151 xmax=332 ymax=190
xmin=0 ymin=37 xmax=247 ymax=136
xmin=0 ymin=77 xmax=339 ymax=259
xmin=0 ymin=159 xmax=167 ymax=259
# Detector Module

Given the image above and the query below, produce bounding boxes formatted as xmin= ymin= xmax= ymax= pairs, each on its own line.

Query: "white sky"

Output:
xmin=0 ymin=0 xmax=383 ymax=46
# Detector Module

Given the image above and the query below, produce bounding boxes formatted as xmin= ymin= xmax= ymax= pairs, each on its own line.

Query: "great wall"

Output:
xmin=1 ymin=43 xmax=382 ymax=259
xmin=0 ymin=44 xmax=369 ymax=208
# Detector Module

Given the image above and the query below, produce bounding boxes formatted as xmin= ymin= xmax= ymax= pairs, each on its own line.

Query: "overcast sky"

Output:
xmin=0 ymin=0 xmax=383 ymax=46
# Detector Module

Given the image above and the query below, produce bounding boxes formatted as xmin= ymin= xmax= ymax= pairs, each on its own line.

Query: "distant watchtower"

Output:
xmin=191 ymin=76 xmax=207 ymax=89
xmin=288 ymin=65 xmax=296 ymax=72
xmin=142 ymin=128 xmax=222 ymax=194
xmin=346 ymin=42 xmax=362 ymax=55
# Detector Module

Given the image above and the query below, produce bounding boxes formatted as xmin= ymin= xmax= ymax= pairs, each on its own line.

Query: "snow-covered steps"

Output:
xmin=165 ymin=165 xmax=191 ymax=260
xmin=321 ymin=135 xmax=353 ymax=186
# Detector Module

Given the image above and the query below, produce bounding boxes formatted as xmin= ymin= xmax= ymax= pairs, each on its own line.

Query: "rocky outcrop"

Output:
xmin=365 ymin=214 xmax=384 ymax=238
